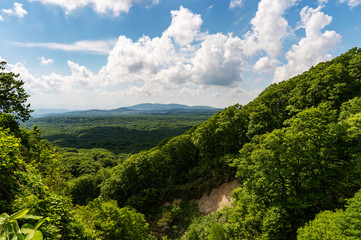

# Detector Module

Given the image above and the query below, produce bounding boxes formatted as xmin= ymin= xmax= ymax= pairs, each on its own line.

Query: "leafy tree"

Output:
xmin=232 ymin=104 xmax=350 ymax=238
xmin=161 ymin=134 xmax=198 ymax=184
xmin=76 ymin=199 xmax=149 ymax=240
xmin=297 ymin=210 xmax=344 ymax=240
xmin=192 ymin=104 xmax=248 ymax=162
xmin=0 ymin=113 xmax=20 ymax=135
xmin=339 ymin=96 xmax=361 ymax=121
xmin=337 ymin=188 xmax=361 ymax=239
xmin=0 ymin=62 xmax=32 ymax=122
xmin=101 ymin=149 xmax=169 ymax=210
xmin=208 ymin=222 xmax=227 ymax=240
xmin=70 ymin=169 xmax=110 ymax=205
xmin=0 ymin=129 xmax=23 ymax=211
xmin=246 ymin=104 xmax=277 ymax=139
xmin=298 ymin=189 xmax=361 ymax=240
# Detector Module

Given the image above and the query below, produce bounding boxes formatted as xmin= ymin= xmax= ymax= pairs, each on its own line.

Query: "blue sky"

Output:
xmin=0 ymin=0 xmax=360 ymax=109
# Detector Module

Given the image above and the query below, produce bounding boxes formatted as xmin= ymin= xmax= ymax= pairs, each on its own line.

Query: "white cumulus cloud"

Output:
xmin=34 ymin=60 xmax=98 ymax=93
xmin=191 ymin=33 xmax=243 ymax=86
xmin=163 ymin=6 xmax=203 ymax=46
xmin=9 ymin=62 xmax=49 ymax=94
xmin=273 ymin=6 xmax=341 ymax=83
xmin=99 ymin=35 xmax=175 ymax=86
xmin=2 ymin=58 xmax=99 ymax=94
xmin=1 ymin=2 xmax=28 ymax=18
xmin=67 ymin=60 xmax=97 ymax=87
xmin=39 ymin=57 xmax=54 ymax=65
xmin=29 ymin=0 xmax=158 ymax=16
xmin=99 ymin=6 xmax=244 ymax=93
xmin=242 ymin=0 xmax=298 ymax=57
xmin=254 ymin=57 xmax=280 ymax=73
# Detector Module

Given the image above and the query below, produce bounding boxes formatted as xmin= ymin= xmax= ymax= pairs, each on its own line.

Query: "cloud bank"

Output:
xmin=10 ymin=6 xmax=244 ymax=98
xmin=99 ymin=6 xmax=244 ymax=94
xmin=29 ymin=0 xmax=159 ymax=16
xmin=4 ymin=0 xmax=345 ymax=108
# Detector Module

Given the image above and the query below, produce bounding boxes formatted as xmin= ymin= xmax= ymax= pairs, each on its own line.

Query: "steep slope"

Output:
xmin=56 ymin=47 xmax=361 ymax=239
xmin=101 ymin=47 xmax=361 ymax=208
xmin=182 ymin=48 xmax=361 ymax=239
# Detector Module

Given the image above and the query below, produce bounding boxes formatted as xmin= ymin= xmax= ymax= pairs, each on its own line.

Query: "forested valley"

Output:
xmin=1 ymin=47 xmax=361 ymax=239
xmin=23 ymin=114 xmax=214 ymax=154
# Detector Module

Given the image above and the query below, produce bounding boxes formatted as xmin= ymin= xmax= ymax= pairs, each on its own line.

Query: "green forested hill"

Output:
xmin=1 ymin=47 xmax=361 ymax=239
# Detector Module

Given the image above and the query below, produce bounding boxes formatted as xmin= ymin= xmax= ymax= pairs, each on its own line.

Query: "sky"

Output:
xmin=0 ymin=0 xmax=360 ymax=110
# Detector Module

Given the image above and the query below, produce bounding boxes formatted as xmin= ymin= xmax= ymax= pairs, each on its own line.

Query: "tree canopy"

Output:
xmin=0 ymin=61 xmax=32 ymax=122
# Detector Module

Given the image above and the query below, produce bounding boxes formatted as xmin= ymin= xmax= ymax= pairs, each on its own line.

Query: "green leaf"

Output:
xmin=20 ymin=225 xmax=33 ymax=235
xmin=33 ymin=220 xmax=45 ymax=231
xmin=0 ymin=213 xmax=10 ymax=225
xmin=18 ymin=216 xmax=42 ymax=221
xmin=23 ymin=230 xmax=34 ymax=240
xmin=9 ymin=211 xmax=29 ymax=221
xmin=31 ymin=231 xmax=42 ymax=240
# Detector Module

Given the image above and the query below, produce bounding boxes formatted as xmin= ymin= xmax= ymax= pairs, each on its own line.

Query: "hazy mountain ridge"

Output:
xmin=33 ymin=103 xmax=222 ymax=117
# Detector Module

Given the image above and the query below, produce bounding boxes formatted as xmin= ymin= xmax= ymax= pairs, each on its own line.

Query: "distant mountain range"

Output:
xmin=32 ymin=103 xmax=222 ymax=118
xmin=125 ymin=103 xmax=217 ymax=111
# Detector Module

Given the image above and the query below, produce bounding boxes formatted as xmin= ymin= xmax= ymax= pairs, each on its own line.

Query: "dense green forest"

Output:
xmin=23 ymin=114 xmax=214 ymax=154
xmin=1 ymin=47 xmax=361 ymax=239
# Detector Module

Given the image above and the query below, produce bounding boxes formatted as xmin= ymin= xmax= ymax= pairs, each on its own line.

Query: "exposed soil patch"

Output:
xmin=196 ymin=179 xmax=240 ymax=214
xmin=163 ymin=180 xmax=240 ymax=214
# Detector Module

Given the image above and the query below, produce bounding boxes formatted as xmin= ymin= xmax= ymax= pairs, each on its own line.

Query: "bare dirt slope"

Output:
xmin=163 ymin=179 xmax=240 ymax=214
xmin=196 ymin=179 xmax=240 ymax=214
